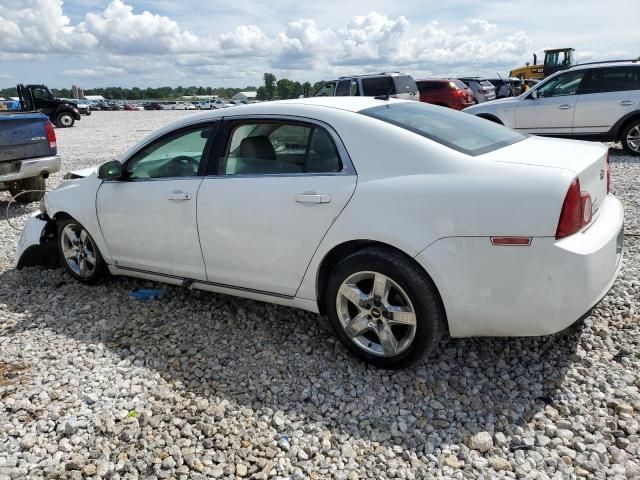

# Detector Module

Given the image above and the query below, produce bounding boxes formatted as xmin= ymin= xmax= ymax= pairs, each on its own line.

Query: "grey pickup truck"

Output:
xmin=1 ymin=85 xmax=60 ymax=203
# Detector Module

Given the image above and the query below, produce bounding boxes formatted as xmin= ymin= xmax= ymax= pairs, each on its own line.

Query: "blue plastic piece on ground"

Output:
xmin=129 ymin=288 xmax=166 ymax=300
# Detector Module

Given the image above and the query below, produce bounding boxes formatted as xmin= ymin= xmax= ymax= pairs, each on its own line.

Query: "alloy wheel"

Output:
xmin=59 ymin=114 xmax=73 ymax=127
xmin=627 ymin=125 xmax=640 ymax=153
xmin=60 ymin=223 xmax=97 ymax=278
xmin=336 ymin=271 xmax=417 ymax=357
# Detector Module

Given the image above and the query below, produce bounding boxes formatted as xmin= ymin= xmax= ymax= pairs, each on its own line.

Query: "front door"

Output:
xmin=197 ymin=119 xmax=357 ymax=296
xmin=97 ymin=123 xmax=216 ymax=280
xmin=515 ymin=70 xmax=586 ymax=134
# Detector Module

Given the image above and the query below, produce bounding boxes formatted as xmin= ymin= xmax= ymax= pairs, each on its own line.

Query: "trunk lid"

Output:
xmin=482 ymin=135 xmax=609 ymax=224
xmin=0 ymin=112 xmax=52 ymax=163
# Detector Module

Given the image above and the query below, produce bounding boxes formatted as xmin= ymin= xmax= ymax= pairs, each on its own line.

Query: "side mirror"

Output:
xmin=529 ymin=90 xmax=539 ymax=100
xmin=98 ymin=160 xmax=123 ymax=180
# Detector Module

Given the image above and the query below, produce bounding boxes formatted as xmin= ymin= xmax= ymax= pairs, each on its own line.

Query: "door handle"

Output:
xmin=295 ymin=193 xmax=331 ymax=204
xmin=620 ymin=100 xmax=634 ymax=106
xmin=167 ymin=191 xmax=192 ymax=201
xmin=558 ymin=104 xmax=571 ymax=110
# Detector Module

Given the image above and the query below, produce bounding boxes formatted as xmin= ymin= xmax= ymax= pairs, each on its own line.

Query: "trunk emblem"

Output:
xmin=31 ymin=136 xmax=46 ymax=141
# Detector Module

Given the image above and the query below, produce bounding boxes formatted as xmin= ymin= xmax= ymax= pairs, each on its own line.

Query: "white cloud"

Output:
xmin=80 ymin=0 xmax=205 ymax=54
xmin=0 ymin=0 xmax=97 ymax=53
xmin=62 ymin=66 xmax=126 ymax=77
xmin=218 ymin=25 xmax=272 ymax=56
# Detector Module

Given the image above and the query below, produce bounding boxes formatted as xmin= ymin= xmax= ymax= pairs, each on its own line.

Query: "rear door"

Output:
xmin=573 ymin=66 xmax=640 ymax=134
xmin=515 ymin=70 xmax=586 ymax=134
xmin=197 ymin=117 xmax=357 ymax=296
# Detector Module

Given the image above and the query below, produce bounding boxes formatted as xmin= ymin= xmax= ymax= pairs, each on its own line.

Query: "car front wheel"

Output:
xmin=621 ymin=119 xmax=640 ymax=156
xmin=325 ymin=247 xmax=445 ymax=368
xmin=56 ymin=112 xmax=75 ymax=128
xmin=57 ymin=218 xmax=106 ymax=284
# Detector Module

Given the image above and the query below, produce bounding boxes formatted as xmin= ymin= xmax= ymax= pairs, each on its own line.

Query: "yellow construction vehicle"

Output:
xmin=510 ymin=48 xmax=575 ymax=80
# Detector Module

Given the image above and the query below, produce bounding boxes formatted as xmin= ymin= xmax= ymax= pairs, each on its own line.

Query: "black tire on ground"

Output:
xmin=56 ymin=112 xmax=75 ymax=128
xmin=56 ymin=218 xmax=107 ymax=284
xmin=325 ymin=247 xmax=445 ymax=368
xmin=9 ymin=176 xmax=46 ymax=203
xmin=620 ymin=118 xmax=640 ymax=156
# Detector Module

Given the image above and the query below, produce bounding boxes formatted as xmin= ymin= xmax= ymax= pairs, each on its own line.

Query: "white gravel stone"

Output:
xmin=1 ymin=114 xmax=639 ymax=479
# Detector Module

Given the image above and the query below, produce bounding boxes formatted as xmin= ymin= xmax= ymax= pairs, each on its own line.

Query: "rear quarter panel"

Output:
xmin=295 ymin=113 xmax=572 ymax=300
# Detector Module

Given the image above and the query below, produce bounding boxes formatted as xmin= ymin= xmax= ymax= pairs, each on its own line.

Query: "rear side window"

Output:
xmin=361 ymin=77 xmax=395 ymax=96
xmin=221 ymin=122 xmax=341 ymax=175
xmin=361 ymin=102 xmax=525 ymax=156
xmin=335 ymin=80 xmax=352 ymax=96
xmin=393 ymin=75 xmax=418 ymax=94
xmin=579 ymin=67 xmax=640 ymax=94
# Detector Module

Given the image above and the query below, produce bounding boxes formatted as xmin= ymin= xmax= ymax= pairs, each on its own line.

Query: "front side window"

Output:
xmin=361 ymin=102 xmax=525 ymax=156
xmin=579 ymin=67 xmax=640 ymax=94
xmin=221 ymin=122 xmax=342 ymax=175
xmin=314 ymin=82 xmax=336 ymax=97
xmin=536 ymin=71 xmax=585 ymax=98
xmin=32 ymin=88 xmax=53 ymax=100
xmin=361 ymin=77 xmax=395 ymax=96
xmin=126 ymin=125 xmax=212 ymax=179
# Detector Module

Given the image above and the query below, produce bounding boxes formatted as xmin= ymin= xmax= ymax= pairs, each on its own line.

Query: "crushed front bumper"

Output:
xmin=16 ymin=213 xmax=58 ymax=269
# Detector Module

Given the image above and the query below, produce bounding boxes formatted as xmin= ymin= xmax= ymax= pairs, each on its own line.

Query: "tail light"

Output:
xmin=556 ymin=177 xmax=592 ymax=239
xmin=45 ymin=121 xmax=57 ymax=151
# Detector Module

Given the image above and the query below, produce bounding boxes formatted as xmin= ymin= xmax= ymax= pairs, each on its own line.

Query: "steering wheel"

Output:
xmin=157 ymin=155 xmax=199 ymax=177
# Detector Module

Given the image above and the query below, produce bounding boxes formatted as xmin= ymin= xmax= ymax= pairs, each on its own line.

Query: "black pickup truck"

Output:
xmin=20 ymin=84 xmax=82 ymax=128
xmin=1 ymin=85 xmax=60 ymax=203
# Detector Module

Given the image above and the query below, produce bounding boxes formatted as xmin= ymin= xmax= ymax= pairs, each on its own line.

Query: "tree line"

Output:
xmin=0 ymin=73 xmax=326 ymax=101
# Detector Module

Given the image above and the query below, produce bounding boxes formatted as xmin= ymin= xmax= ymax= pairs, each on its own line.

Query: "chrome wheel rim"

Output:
xmin=59 ymin=115 xmax=72 ymax=127
xmin=336 ymin=271 xmax=416 ymax=357
xmin=627 ymin=125 xmax=640 ymax=152
xmin=61 ymin=224 xmax=96 ymax=278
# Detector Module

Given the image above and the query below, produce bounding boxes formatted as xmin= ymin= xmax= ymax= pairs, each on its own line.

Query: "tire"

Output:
xmin=56 ymin=112 xmax=74 ymax=128
xmin=620 ymin=118 xmax=640 ymax=156
xmin=325 ymin=247 xmax=445 ymax=368
xmin=9 ymin=176 xmax=46 ymax=203
xmin=56 ymin=218 xmax=106 ymax=284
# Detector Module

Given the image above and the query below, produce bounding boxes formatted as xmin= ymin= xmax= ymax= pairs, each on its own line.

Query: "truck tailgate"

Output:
xmin=0 ymin=112 xmax=52 ymax=163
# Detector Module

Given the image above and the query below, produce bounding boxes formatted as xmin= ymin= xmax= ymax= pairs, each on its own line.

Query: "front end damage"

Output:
xmin=16 ymin=212 xmax=59 ymax=269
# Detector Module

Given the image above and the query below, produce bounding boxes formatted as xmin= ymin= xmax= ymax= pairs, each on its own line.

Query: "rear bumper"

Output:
xmin=0 ymin=155 xmax=60 ymax=184
xmin=416 ymin=195 xmax=624 ymax=337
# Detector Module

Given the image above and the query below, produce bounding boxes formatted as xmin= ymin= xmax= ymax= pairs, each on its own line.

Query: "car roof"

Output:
xmin=569 ymin=60 xmax=640 ymax=71
xmin=338 ymin=72 xmax=410 ymax=79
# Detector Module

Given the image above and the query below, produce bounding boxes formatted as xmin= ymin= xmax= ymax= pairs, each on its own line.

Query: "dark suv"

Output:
xmin=415 ymin=79 xmax=475 ymax=110
xmin=313 ymin=73 xmax=419 ymax=100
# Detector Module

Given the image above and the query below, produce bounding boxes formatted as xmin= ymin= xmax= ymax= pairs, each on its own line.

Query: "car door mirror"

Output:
xmin=98 ymin=160 xmax=123 ymax=180
xmin=529 ymin=90 xmax=539 ymax=100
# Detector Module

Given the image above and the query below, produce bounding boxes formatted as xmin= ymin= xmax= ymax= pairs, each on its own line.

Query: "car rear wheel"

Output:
xmin=56 ymin=112 xmax=74 ymax=128
xmin=621 ymin=119 xmax=640 ymax=156
xmin=9 ymin=176 xmax=46 ymax=203
xmin=325 ymin=247 xmax=445 ymax=368
xmin=57 ymin=218 xmax=106 ymax=284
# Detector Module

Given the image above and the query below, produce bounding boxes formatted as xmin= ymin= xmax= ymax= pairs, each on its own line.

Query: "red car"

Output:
xmin=415 ymin=79 xmax=475 ymax=110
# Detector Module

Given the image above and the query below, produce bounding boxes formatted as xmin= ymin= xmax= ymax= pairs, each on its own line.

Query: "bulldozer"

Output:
xmin=510 ymin=48 xmax=575 ymax=80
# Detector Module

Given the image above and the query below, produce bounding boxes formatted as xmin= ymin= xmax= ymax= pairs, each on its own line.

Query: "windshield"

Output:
xmin=360 ymin=102 xmax=526 ymax=156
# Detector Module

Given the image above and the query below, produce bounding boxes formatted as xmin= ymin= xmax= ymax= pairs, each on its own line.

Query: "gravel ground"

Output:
xmin=1 ymin=111 xmax=639 ymax=479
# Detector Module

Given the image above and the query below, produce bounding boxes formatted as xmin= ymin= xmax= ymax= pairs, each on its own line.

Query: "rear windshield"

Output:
xmin=480 ymin=80 xmax=494 ymax=88
xmin=361 ymin=77 xmax=395 ymax=96
xmin=360 ymin=102 xmax=525 ymax=156
xmin=452 ymin=79 xmax=468 ymax=89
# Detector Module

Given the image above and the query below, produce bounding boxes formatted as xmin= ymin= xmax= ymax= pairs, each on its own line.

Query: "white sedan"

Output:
xmin=17 ymin=98 xmax=624 ymax=368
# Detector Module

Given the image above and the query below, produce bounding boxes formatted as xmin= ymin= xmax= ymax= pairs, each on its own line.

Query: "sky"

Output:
xmin=0 ymin=0 xmax=638 ymax=89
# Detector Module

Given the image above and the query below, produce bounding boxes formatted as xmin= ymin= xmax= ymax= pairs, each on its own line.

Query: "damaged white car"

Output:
xmin=17 ymin=97 xmax=624 ymax=367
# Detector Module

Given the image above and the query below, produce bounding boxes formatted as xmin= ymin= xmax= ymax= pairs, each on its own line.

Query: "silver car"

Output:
xmin=464 ymin=61 xmax=640 ymax=155
xmin=313 ymin=73 xmax=419 ymax=101
xmin=459 ymin=77 xmax=497 ymax=103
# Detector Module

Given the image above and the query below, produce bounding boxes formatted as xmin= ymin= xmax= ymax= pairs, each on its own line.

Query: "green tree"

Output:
xmin=276 ymin=78 xmax=294 ymax=100
xmin=263 ymin=73 xmax=277 ymax=100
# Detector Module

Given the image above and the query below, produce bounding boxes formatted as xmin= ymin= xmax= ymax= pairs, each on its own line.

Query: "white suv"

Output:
xmin=464 ymin=61 xmax=640 ymax=155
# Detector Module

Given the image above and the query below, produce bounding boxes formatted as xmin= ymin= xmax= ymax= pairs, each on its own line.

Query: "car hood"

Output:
xmin=63 ymin=166 xmax=99 ymax=179
xmin=463 ymin=96 xmax=519 ymax=112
